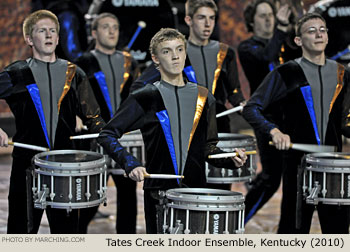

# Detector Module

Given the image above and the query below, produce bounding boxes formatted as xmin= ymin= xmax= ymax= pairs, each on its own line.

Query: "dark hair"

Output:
xmin=91 ymin=12 xmax=119 ymax=31
xmin=295 ymin=12 xmax=326 ymax=36
xmin=243 ymin=0 xmax=276 ymax=32
xmin=185 ymin=0 xmax=218 ymax=18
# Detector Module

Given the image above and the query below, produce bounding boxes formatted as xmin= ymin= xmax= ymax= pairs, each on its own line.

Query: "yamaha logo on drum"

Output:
xmin=328 ymin=7 xmax=350 ymax=17
xmin=213 ymin=214 xmax=220 ymax=234
xmin=112 ymin=0 xmax=159 ymax=7
xmin=76 ymin=178 xmax=82 ymax=201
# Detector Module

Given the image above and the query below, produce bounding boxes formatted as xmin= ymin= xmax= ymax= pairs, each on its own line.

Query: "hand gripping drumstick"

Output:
xmin=208 ymin=150 xmax=256 ymax=159
xmin=216 ymin=105 xmax=243 ymax=118
xmin=127 ymin=21 xmax=147 ymax=49
xmin=8 ymin=141 xmax=49 ymax=152
xmin=269 ymin=141 xmax=336 ymax=153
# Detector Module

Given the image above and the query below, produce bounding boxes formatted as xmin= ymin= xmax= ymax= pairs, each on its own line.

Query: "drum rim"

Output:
xmin=207 ymin=175 xmax=255 ymax=183
xmin=217 ymin=133 xmax=255 ymax=140
xmin=35 ymin=198 xmax=106 ymax=209
xmin=165 ymin=188 xmax=245 ymax=203
xmin=34 ymin=150 xmax=105 ymax=170
xmin=306 ymin=197 xmax=350 ymax=205
xmin=306 ymin=152 xmax=350 ymax=168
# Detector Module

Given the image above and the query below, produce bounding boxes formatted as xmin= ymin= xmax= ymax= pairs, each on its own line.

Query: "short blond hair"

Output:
xmin=23 ymin=9 xmax=60 ymax=38
xmin=149 ymin=28 xmax=186 ymax=56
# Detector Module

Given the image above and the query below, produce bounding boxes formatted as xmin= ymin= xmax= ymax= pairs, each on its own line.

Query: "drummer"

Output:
xmin=75 ymin=12 xmax=140 ymax=234
xmin=242 ymin=12 xmax=350 ymax=233
xmin=98 ymin=28 xmax=247 ymax=234
xmin=0 ymin=10 xmax=105 ymax=233
xmin=131 ymin=0 xmax=246 ymax=134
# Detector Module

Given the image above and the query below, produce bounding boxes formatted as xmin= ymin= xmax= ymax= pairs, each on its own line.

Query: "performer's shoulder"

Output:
xmin=4 ymin=60 xmax=28 ymax=71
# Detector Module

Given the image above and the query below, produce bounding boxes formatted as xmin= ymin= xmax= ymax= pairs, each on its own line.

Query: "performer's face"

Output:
xmin=253 ymin=2 xmax=275 ymax=39
xmin=152 ymin=38 xmax=186 ymax=78
xmin=93 ymin=16 xmax=119 ymax=51
xmin=295 ymin=18 xmax=328 ymax=56
xmin=25 ymin=18 xmax=59 ymax=60
xmin=186 ymin=7 xmax=215 ymax=44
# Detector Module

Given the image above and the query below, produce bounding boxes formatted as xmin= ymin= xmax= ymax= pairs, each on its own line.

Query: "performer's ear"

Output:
xmin=92 ymin=30 xmax=97 ymax=40
xmin=24 ymin=35 xmax=33 ymax=47
xmin=294 ymin=36 xmax=302 ymax=47
xmin=151 ymin=54 xmax=159 ymax=65
xmin=184 ymin=16 xmax=192 ymax=26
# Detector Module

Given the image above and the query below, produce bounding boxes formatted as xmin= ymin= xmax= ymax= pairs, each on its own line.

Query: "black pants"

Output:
xmin=143 ymin=189 xmax=167 ymax=234
xmin=244 ymin=131 xmax=283 ymax=223
xmin=278 ymin=153 xmax=350 ymax=233
xmin=7 ymin=157 xmax=81 ymax=234
xmin=78 ymin=173 xmax=137 ymax=233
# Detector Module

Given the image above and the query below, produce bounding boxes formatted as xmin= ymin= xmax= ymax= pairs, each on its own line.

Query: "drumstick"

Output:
xmin=70 ymin=130 xmax=139 ymax=140
xmin=208 ymin=150 xmax=257 ymax=159
xmin=269 ymin=141 xmax=336 ymax=152
xmin=216 ymin=106 xmax=243 ymax=118
xmin=127 ymin=21 xmax=146 ymax=49
xmin=144 ymin=172 xmax=184 ymax=179
xmin=70 ymin=133 xmax=99 ymax=140
xmin=8 ymin=141 xmax=49 ymax=152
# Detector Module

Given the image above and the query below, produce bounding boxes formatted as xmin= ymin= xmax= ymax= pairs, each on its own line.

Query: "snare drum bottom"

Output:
xmin=162 ymin=208 xmax=244 ymax=234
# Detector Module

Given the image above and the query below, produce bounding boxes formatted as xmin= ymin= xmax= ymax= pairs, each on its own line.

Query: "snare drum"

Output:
xmin=160 ymin=188 xmax=245 ymax=234
xmin=206 ymin=133 xmax=257 ymax=183
xmin=32 ymin=150 xmax=107 ymax=211
xmin=302 ymin=152 xmax=350 ymax=205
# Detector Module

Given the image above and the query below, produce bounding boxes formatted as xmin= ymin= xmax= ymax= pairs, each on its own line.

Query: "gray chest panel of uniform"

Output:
xmin=187 ymin=40 xmax=220 ymax=92
xmin=92 ymin=50 xmax=125 ymax=113
xmin=296 ymin=57 xmax=338 ymax=143
xmin=155 ymin=80 xmax=198 ymax=174
xmin=28 ymin=58 xmax=67 ymax=147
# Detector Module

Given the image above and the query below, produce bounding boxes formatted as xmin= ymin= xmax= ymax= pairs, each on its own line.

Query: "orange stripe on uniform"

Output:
xmin=58 ymin=61 xmax=75 ymax=114
xmin=188 ymin=86 xmax=208 ymax=150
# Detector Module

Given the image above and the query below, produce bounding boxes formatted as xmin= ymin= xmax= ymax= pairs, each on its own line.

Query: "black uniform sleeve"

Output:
xmin=224 ymin=47 xmax=245 ymax=106
xmin=97 ymin=94 xmax=144 ymax=174
xmin=75 ymin=66 xmax=106 ymax=133
xmin=242 ymin=68 xmax=287 ymax=136
xmin=0 ymin=71 xmax=13 ymax=99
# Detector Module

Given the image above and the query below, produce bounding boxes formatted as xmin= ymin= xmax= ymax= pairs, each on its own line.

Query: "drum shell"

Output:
xmin=302 ymin=152 xmax=350 ymax=205
xmin=33 ymin=150 xmax=106 ymax=209
xmin=38 ymin=171 xmax=103 ymax=203
xmin=207 ymin=133 xmax=257 ymax=183
xmin=161 ymin=188 xmax=245 ymax=234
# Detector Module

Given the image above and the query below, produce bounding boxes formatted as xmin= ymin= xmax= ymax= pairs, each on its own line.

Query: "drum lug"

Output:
xmin=49 ymin=192 xmax=55 ymax=201
xmin=32 ymin=186 xmax=37 ymax=196
xmin=237 ymin=168 xmax=242 ymax=177
xmin=85 ymin=192 xmax=91 ymax=201
xmin=306 ymin=181 xmax=320 ymax=205
xmin=34 ymin=184 xmax=49 ymax=209
xmin=171 ymin=220 xmax=184 ymax=234
xmin=97 ymin=189 xmax=103 ymax=198
xmin=220 ymin=168 xmax=226 ymax=177
xmin=162 ymin=224 xmax=169 ymax=234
